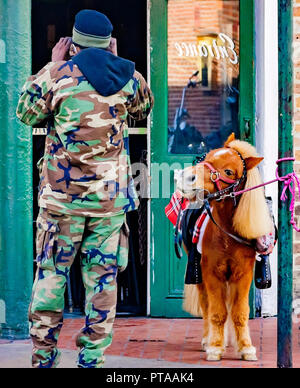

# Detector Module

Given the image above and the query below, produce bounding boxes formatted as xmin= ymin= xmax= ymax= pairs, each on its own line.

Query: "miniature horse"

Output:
xmin=175 ymin=133 xmax=273 ymax=361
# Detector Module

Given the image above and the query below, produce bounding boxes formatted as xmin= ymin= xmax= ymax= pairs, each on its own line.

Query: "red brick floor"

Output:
xmin=57 ymin=317 xmax=300 ymax=368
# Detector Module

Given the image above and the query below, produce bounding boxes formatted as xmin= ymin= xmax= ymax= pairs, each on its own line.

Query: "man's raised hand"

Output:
xmin=52 ymin=37 xmax=72 ymax=62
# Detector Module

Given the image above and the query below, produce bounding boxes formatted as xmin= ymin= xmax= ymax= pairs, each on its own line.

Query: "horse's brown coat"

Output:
xmin=179 ymin=134 xmax=272 ymax=361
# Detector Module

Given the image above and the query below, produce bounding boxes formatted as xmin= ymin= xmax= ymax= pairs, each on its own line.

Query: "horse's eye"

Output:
xmin=224 ymin=169 xmax=234 ymax=176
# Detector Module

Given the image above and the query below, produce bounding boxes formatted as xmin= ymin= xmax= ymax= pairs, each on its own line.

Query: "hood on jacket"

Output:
xmin=72 ymin=47 xmax=135 ymax=97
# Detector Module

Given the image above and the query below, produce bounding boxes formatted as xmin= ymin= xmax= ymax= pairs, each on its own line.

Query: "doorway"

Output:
xmin=31 ymin=0 xmax=148 ymax=316
xmin=149 ymin=0 xmax=256 ymax=317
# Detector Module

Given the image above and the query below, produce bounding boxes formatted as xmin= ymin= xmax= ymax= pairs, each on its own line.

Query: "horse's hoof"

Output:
xmin=206 ymin=353 xmax=222 ymax=361
xmin=206 ymin=347 xmax=223 ymax=361
xmin=242 ymin=353 xmax=258 ymax=361
xmin=240 ymin=346 xmax=257 ymax=361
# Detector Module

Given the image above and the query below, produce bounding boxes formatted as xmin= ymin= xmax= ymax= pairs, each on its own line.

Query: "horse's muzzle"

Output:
xmin=174 ymin=169 xmax=198 ymax=198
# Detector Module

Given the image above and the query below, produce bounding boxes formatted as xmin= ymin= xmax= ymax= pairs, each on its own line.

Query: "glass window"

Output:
xmin=168 ymin=0 xmax=240 ymax=154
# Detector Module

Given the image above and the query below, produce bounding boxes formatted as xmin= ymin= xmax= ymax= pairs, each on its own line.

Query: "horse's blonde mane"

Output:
xmin=227 ymin=140 xmax=273 ymax=239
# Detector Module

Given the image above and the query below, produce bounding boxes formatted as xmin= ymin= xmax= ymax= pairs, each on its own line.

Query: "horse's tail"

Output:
xmin=182 ymin=284 xmax=203 ymax=317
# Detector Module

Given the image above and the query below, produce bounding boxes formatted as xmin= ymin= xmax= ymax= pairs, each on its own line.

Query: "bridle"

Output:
xmin=190 ymin=150 xmax=253 ymax=247
xmin=202 ymin=161 xmax=237 ymax=190
xmin=175 ymin=153 xmax=299 ymax=259
xmin=194 ymin=150 xmax=247 ymax=204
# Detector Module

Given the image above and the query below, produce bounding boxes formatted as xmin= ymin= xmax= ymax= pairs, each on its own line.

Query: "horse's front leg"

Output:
xmin=198 ymin=283 xmax=209 ymax=351
xmin=229 ymin=272 xmax=257 ymax=361
xmin=205 ymin=275 xmax=228 ymax=361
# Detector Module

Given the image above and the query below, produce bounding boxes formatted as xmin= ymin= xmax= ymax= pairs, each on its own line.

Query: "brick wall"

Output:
xmin=293 ymin=0 xmax=300 ymax=300
xmin=167 ymin=0 xmax=239 ymax=141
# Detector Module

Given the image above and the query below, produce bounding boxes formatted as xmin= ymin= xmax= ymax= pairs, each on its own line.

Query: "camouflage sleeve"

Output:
xmin=126 ymin=71 xmax=154 ymax=121
xmin=16 ymin=62 xmax=57 ymax=127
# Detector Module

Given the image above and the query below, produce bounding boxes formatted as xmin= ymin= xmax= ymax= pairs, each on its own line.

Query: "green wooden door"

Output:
xmin=149 ymin=0 xmax=255 ymax=317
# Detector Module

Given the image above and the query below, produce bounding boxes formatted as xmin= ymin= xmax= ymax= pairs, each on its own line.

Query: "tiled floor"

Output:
xmin=57 ymin=317 xmax=300 ymax=368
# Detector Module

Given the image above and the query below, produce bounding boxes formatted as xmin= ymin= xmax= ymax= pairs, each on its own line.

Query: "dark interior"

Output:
xmin=31 ymin=0 xmax=148 ymax=316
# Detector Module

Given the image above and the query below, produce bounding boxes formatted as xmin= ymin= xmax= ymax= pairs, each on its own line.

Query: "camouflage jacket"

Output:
xmin=16 ymin=52 xmax=153 ymax=217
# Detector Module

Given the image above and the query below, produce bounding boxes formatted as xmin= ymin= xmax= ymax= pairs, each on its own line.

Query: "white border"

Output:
xmin=255 ymin=0 xmax=278 ymax=317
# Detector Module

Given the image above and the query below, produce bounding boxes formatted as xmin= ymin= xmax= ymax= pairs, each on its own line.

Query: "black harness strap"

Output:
xmin=185 ymin=244 xmax=202 ymax=285
xmin=175 ymin=204 xmax=205 ymax=284
xmin=203 ymin=199 xmax=253 ymax=247
xmin=174 ymin=199 xmax=184 ymax=259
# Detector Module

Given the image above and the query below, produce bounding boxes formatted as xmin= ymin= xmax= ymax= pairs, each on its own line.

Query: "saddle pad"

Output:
xmin=165 ymin=190 xmax=211 ymax=251
xmin=165 ymin=190 xmax=189 ymax=225
xmin=196 ymin=211 xmax=210 ymax=254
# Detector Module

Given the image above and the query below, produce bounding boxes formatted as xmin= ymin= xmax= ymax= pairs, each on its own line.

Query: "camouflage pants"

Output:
xmin=29 ymin=208 xmax=128 ymax=368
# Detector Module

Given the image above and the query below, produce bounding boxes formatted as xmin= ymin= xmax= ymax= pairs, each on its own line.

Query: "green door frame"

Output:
xmin=0 ymin=0 xmax=33 ymax=339
xmin=277 ymin=0 xmax=293 ymax=369
xmin=149 ymin=0 xmax=256 ymax=317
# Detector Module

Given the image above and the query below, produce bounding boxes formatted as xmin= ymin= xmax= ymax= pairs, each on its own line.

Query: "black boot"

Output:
xmin=255 ymin=254 xmax=272 ymax=289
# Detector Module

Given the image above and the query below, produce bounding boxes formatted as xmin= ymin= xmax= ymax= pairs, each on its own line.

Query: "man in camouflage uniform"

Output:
xmin=16 ymin=9 xmax=153 ymax=368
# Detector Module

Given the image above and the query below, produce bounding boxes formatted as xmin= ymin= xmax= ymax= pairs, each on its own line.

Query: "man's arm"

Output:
xmin=16 ymin=62 xmax=57 ymax=127
xmin=126 ymin=71 xmax=154 ymax=122
xmin=16 ymin=36 xmax=72 ymax=128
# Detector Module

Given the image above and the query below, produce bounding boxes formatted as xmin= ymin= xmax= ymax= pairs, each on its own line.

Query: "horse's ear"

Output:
xmin=244 ymin=156 xmax=264 ymax=170
xmin=224 ymin=132 xmax=236 ymax=147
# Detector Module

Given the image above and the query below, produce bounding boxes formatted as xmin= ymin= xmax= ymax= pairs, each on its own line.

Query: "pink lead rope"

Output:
xmin=233 ymin=157 xmax=300 ymax=232
xmin=276 ymin=158 xmax=300 ymax=232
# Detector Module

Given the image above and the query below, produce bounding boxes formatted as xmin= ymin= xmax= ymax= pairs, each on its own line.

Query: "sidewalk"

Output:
xmin=1 ymin=317 xmax=299 ymax=368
